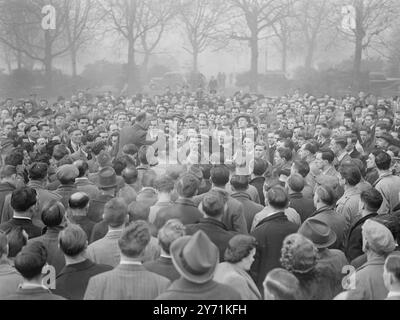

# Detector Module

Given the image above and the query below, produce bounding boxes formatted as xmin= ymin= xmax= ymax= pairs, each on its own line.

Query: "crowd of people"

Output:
xmin=0 ymin=88 xmax=400 ymax=300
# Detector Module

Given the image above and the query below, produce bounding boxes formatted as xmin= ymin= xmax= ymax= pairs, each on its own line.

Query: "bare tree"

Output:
xmin=0 ymin=0 xmax=96 ymax=91
xmin=337 ymin=0 xmax=399 ymax=90
xmin=178 ymin=0 xmax=227 ymax=75
xmin=65 ymin=0 xmax=98 ymax=79
xmin=294 ymin=0 xmax=333 ymax=71
xmin=230 ymin=0 xmax=292 ymax=92
xmin=137 ymin=0 xmax=177 ymax=82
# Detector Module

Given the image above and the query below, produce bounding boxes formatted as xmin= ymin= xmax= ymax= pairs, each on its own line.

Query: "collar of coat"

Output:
xmin=231 ymin=191 xmax=252 ymax=201
xmin=311 ymin=206 xmax=335 ymax=217
xmin=198 ymin=218 xmax=230 ymax=231
xmin=255 ymin=212 xmax=286 ymax=229
xmin=357 ymin=255 xmax=386 ymax=271
xmin=57 ymin=259 xmax=96 ymax=277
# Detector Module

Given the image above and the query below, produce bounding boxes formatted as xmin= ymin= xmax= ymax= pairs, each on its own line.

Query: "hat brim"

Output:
xmin=98 ymin=183 xmax=117 ymax=189
xmin=313 ymin=230 xmax=337 ymax=249
xmin=170 ymin=236 xmax=218 ymax=284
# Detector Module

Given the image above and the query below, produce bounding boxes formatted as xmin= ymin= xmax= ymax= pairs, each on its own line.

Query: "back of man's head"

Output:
xmin=58 ymin=224 xmax=87 ymax=257
xmin=287 ymin=174 xmax=305 ymax=193
xmin=263 ymin=268 xmax=301 ymax=300
xmin=41 ymin=200 xmax=65 ymax=228
xmin=339 ymin=165 xmax=361 ymax=187
xmin=210 ymin=165 xmax=230 ymax=187
xmin=177 ymin=173 xmax=199 ymax=198
xmin=385 ymin=253 xmax=400 ymax=284
xmin=253 ymin=158 xmax=268 ymax=176
xmin=14 ymin=242 xmax=47 ymax=280
xmin=315 ymin=186 xmax=336 ymax=207
xmin=118 ymin=221 xmax=151 ymax=259
xmin=266 ymin=186 xmax=289 ymax=210
xmin=103 ymin=198 xmax=128 ymax=228
xmin=202 ymin=190 xmax=225 ymax=219
xmin=69 ymin=192 xmax=90 ymax=211
xmin=11 ymin=187 xmax=37 ymax=213
xmin=154 ymin=175 xmax=175 ymax=194
xmin=122 ymin=166 xmax=138 ymax=185
xmin=375 ymin=151 xmax=392 ymax=171
xmin=360 ymin=188 xmax=383 ymax=212
xmin=292 ymin=160 xmax=310 ymax=178
xmin=28 ymin=162 xmax=48 ymax=181
xmin=127 ymin=202 xmax=150 ymax=222
xmin=230 ymin=175 xmax=249 ymax=191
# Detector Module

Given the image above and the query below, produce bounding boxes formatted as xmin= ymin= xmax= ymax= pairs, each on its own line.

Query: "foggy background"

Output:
xmin=0 ymin=0 xmax=399 ymax=98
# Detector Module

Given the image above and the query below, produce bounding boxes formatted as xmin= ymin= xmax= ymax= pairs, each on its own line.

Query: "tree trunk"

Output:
xmin=250 ymin=32 xmax=259 ymax=92
xmin=141 ymin=52 xmax=150 ymax=84
xmin=282 ymin=38 xmax=287 ymax=73
xmin=71 ymin=44 xmax=77 ymax=79
xmin=44 ymin=30 xmax=53 ymax=93
xmin=127 ymin=39 xmax=136 ymax=95
xmin=193 ymin=50 xmax=199 ymax=73
xmin=304 ymin=40 xmax=315 ymax=71
xmin=353 ymin=0 xmax=364 ymax=93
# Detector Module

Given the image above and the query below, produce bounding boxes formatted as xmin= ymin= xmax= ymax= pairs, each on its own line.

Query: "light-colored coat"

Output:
xmin=84 ymin=264 xmax=170 ymax=300
xmin=87 ymin=230 xmax=122 ymax=267
xmin=374 ymin=173 xmax=400 ymax=214
xmin=214 ymin=262 xmax=261 ymax=300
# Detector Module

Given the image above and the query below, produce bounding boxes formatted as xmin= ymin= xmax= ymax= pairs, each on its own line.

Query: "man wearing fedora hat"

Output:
xmin=156 ymin=230 xmax=241 ymax=300
xmin=55 ymin=164 xmax=79 ymax=209
xmin=87 ymin=167 xmax=119 ymax=223
xmin=298 ymin=219 xmax=348 ymax=281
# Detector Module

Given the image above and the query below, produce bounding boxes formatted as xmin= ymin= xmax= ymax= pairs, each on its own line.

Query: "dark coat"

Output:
xmin=349 ymin=148 xmax=361 ymax=159
xmin=28 ymin=227 xmax=65 ymax=275
xmin=53 ymin=259 xmax=113 ymax=300
xmin=308 ymin=206 xmax=347 ymax=250
xmin=155 ymin=278 xmax=241 ymax=300
xmin=154 ymin=198 xmax=203 ymax=230
xmin=117 ymin=123 xmax=154 ymax=157
xmin=231 ymin=192 xmax=264 ymax=233
xmin=250 ymin=212 xmax=299 ymax=292
xmin=345 ymin=213 xmax=378 ymax=262
xmin=366 ymin=168 xmax=379 ymax=186
xmin=144 ymin=256 xmax=180 ymax=282
xmin=186 ymin=218 xmax=238 ymax=262
xmin=55 ymin=184 xmax=78 ymax=209
xmin=0 ymin=182 xmax=15 ymax=218
xmin=0 ymin=218 xmax=42 ymax=240
xmin=87 ymin=194 xmax=114 ymax=223
xmin=89 ymin=220 xmax=108 ymax=243
xmin=289 ymin=192 xmax=316 ymax=223
xmin=70 ymin=216 xmax=96 ymax=241
xmin=250 ymin=176 xmax=266 ymax=206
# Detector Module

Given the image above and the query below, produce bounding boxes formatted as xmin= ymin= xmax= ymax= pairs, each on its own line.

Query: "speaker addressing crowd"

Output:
xmin=0 ymin=88 xmax=400 ymax=300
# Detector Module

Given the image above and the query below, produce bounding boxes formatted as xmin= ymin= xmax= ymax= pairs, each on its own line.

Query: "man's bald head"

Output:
xmin=122 ymin=167 xmax=138 ymax=185
xmin=69 ymin=192 xmax=90 ymax=210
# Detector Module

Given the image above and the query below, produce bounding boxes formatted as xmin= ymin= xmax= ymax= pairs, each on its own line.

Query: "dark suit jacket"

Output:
xmin=345 ymin=213 xmax=378 ymax=262
xmin=55 ymin=184 xmax=78 ymax=209
xmin=186 ymin=218 xmax=238 ymax=262
xmin=0 ymin=218 xmax=42 ymax=240
xmin=87 ymin=194 xmax=114 ymax=223
xmin=156 ymin=278 xmax=241 ymax=300
xmin=29 ymin=227 xmax=66 ymax=274
xmin=250 ymin=176 xmax=266 ymax=206
xmin=54 ymin=259 xmax=113 ymax=300
xmin=70 ymin=216 xmax=95 ymax=241
xmin=154 ymin=198 xmax=203 ymax=230
xmin=143 ymin=256 xmax=180 ymax=282
xmin=117 ymin=123 xmax=154 ymax=157
xmin=89 ymin=220 xmax=108 ymax=243
xmin=250 ymin=212 xmax=299 ymax=292
xmin=0 ymin=182 xmax=15 ymax=219
xmin=231 ymin=192 xmax=264 ymax=233
xmin=289 ymin=192 xmax=316 ymax=223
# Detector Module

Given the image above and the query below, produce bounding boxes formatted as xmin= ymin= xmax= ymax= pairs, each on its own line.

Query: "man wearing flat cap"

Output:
xmin=156 ymin=230 xmax=241 ymax=300
xmin=353 ymin=219 xmax=396 ymax=300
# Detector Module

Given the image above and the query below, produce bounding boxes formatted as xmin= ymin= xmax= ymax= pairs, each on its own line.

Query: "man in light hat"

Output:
xmin=353 ymin=219 xmax=396 ymax=300
xmin=156 ymin=230 xmax=241 ymax=300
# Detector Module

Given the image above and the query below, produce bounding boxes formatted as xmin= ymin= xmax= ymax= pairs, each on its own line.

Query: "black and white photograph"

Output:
xmin=0 ymin=0 xmax=399 ymax=304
